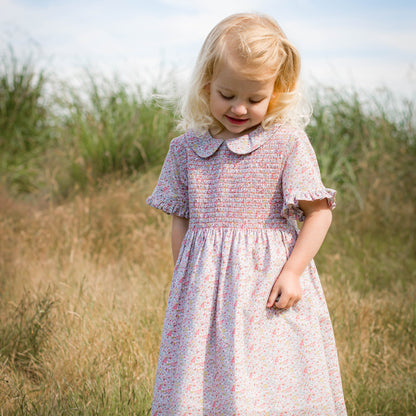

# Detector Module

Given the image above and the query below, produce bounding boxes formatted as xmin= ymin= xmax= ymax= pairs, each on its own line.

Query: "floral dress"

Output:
xmin=147 ymin=124 xmax=347 ymax=415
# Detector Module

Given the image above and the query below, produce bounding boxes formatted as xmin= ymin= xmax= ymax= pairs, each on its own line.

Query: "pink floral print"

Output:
xmin=147 ymin=124 xmax=347 ymax=415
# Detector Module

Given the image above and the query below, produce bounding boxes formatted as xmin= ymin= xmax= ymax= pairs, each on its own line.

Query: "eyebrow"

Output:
xmin=217 ymin=86 xmax=233 ymax=93
xmin=217 ymin=86 xmax=266 ymax=97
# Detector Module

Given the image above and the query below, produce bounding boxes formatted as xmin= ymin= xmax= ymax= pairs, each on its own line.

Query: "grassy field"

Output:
xmin=0 ymin=54 xmax=415 ymax=415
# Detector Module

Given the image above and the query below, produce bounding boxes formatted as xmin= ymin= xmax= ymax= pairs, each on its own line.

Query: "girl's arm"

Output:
xmin=267 ymin=198 xmax=333 ymax=309
xmin=171 ymin=215 xmax=189 ymax=264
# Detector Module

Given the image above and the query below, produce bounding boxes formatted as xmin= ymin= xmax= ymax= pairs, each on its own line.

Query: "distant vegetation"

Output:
xmin=0 ymin=51 xmax=178 ymax=197
xmin=1 ymin=51 xmax=415 ymax=415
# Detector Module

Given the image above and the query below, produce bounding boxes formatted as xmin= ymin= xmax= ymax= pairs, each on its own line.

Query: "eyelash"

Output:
xmin=220 ymin=92 xmax=233 ymax=100
xmin=219 ymin=92 xmax=263 ymax=104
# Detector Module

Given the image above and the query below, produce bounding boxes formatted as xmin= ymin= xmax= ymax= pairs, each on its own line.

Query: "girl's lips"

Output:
xmin=225 ymin=115 xmax=249 ymax=125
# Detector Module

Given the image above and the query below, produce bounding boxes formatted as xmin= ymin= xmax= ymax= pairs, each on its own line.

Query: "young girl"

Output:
xmin=147 ymin=13 xmax=347 ymax=416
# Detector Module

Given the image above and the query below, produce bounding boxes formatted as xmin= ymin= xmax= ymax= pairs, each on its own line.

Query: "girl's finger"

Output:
xmin=267 ymin=289 xmax=280 ymax=307
xmin=273 ymin=294 xmax=281 ymax=308
xmin=274 ymin=294 xmax=289 ymax=309
xmin=286 ymin=294 xmax=301 ymax=309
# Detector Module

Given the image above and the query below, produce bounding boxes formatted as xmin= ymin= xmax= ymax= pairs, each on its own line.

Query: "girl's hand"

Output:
xmin=266 ymin=199 xmax=332 ymax=310
xmin=266 ymin=270 xmax=302 ymax=309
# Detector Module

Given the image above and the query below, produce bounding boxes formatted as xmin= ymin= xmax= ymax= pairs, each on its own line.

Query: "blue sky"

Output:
xmin=1 ymin=0 xmax=415 ymax=97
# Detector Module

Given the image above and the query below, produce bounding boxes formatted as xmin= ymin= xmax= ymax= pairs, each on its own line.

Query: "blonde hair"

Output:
xmin=178 ymin=13 xmax=311 ymax=133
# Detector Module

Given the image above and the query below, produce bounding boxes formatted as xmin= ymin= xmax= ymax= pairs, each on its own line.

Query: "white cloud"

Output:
xmin=303 ymin=56 xmax=415 ymax=92
xmin=0 ymin=0 xmax=414 ymax=98
xmin=160 ymin=0 xmax=265 ymax=14
xmin=283 ymin=18 xmax=416 ymax=57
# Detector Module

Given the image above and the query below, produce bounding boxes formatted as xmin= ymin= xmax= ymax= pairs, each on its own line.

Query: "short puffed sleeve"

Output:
xmin=281 ymin=130 xmax=336 ymax=221
xmin=146 ymin=137 xmax=189 ymax=218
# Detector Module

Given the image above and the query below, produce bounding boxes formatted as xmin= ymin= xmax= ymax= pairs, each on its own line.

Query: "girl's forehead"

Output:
xmin=213 ymin=49 xmax=277 ymax=83
xmin=211 ymin=64 xmax=275 ymax=96
xmin=212 ymin=58 xmax=276 ymax=87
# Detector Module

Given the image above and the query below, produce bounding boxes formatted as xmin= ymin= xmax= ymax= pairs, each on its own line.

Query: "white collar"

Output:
xmin=186 ymin=124 xmax=281 ymax=158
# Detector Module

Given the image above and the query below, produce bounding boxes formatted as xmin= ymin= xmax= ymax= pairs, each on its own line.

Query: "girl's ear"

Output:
xmin=268 ymin=91 xmax=278 ymax=112
xmin=204 ymin=83 xmax=211 ymax=94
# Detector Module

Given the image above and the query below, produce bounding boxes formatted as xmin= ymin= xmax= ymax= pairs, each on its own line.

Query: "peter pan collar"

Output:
xmin=187 ymin=124 xmax=280 ymax=158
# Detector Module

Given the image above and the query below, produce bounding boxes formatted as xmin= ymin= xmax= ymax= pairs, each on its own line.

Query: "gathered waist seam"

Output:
xmin=188 ymin=223 xmax=293 ymax=232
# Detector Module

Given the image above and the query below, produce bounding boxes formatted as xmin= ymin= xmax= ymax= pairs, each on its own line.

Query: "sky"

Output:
xmin=1 ymin=0 xmax=415 ymax=98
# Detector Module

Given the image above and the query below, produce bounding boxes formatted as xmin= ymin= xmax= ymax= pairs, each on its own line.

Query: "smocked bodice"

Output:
xmin=147 ymin=124 xmax=335 ymax=229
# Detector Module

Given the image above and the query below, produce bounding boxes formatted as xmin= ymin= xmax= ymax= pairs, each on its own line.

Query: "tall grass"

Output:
xmin=0 ymin=48 xmax=50 ymax=155
xmin=0 ymin=54 xmax=177 ymax=197
xmin=308 ymin=87 xmax=416 ymax=293
xmin=308 ymin=87 xmax=415 ymax=212
xmin=58 ymin=74 xmax=177 ymax=194
xmin=0 ymin=48 xmax=54 ymax=193
xmin=0 ymin=54 xmax=415 ymax=414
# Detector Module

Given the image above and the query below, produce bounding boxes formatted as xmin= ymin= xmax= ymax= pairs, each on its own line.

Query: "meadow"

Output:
xmin=0 ymin=52 xmax=415 ymax=415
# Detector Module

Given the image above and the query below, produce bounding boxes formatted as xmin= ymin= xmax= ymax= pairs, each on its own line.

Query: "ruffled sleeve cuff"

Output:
xmin=146 ymin=194 xmax=189 ymax=219
xmin=281 ymin=188 xmax=336 ymax=222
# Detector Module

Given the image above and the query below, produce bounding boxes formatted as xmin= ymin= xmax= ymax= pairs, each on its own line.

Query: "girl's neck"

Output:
xmin=209 ymin=123 xmax=262 ymax=140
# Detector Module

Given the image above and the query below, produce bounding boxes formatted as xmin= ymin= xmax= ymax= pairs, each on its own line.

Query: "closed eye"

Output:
xmin=219 ymin=92 xmax=234 ymax=100
xmin=249 ymin=97 xmax=265 ymax=104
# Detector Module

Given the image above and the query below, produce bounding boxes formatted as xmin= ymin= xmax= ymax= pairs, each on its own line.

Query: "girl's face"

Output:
xmin=207 ymin=61 xmax=276 ymax=139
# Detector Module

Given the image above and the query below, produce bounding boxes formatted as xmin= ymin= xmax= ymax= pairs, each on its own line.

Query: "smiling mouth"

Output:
xmin=225 ymin=115 xmax=248 ymax=125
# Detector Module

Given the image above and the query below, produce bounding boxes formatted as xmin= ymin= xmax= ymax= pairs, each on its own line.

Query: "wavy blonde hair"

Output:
xmin=178 ymin=13 xmax=311 ymax=133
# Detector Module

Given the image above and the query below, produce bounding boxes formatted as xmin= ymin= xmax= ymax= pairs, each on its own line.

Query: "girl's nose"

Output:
xmin=231 ymin=103 xmax=247 ymax=116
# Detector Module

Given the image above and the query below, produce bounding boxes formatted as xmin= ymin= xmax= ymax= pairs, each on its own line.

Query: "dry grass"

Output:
xmin=0 ymin=172 xmax=172 ymax=415
xmin=1 ymin=171 xmax=415 ymax=415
